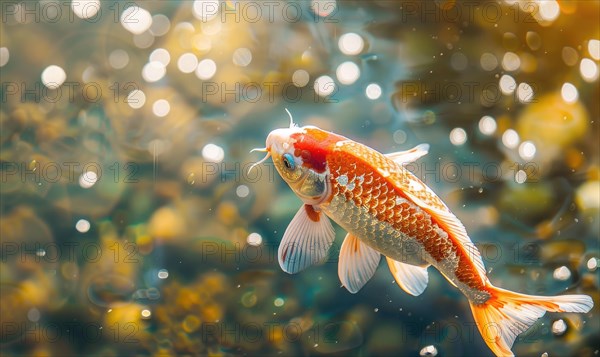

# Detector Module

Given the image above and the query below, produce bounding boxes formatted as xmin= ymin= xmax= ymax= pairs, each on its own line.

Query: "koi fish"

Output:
xmin=251 ymin=114 xmax=594 ymax=356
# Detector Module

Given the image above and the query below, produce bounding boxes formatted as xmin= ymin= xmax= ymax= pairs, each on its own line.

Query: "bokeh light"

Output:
xmin=450 ymin=52 xmax=468 ymax=71
xmin=71 ymin=0 xmax=101 ymax=20
xmin=339 ymin=33 xmax=364 ymax=55
xmin=449 ymin=128 xmax=467 ymax=146
xmin=120 ymin=5 xmax=152 ymax=35
xmin=158 ymin=269 xmax=169 ymax=279
xmin=538 ymin=0 xmax=560 ymax=22
xmin=178 ymin=53 xmax=199 ymax=73
xmin=152 ymin=99 xmax=171 ymax=117
xmin=562 ymin=47 xmax=579 ymax=66
xmin=0 ymin=47 xmax=9 ymax=67
xmin=336 ymin=61 xmax=360 ymax=85
xmin=552 ymin=319 xmax=567 ymax=336
xmin=236 ymin=185 xmax=250 ymax=198
xmin=499 ymin=74 xmax=516 ymax=95
xmin=247 ymin=232 xmax=263 ymax=246
xmin=580 ymin=58 xmax=598 ymax=82
xmin=393 ymin=130 xmax=407 ymax=144
xmin=150 ymin=48 xmax=171 ymax=66
xmin=518 ymin=141 xmax=536 ymax=160
xmin=232 ymin=48 xmax=252 ymax=67
xmin=561 ymin=82 xmax=578 ymax=103
xmin=515 ymin=169 xmax=527 ymax=184
xmin=553 ymin=266 xmax=571 ymax=281
xmin=127 ymin=90 xmax=146 ymax=109
xmin=142 ymin=61 xmax=166 ymax=83
xmin=478 ymin=116 xmax=497 ymax=136
xmin=480 ymin=53 xmax=498 ymax=71
xmin=589 ymin=39 xmax=600 ymax=60
xmin=150 ymin=14 xmax=171 ymax=36
xmin=75 ymin=219 xmax=91 ymax=233
xmin=588 ymin=258 xmax=598 ymax=271
xmin=517 ymin=82 xmax=534 ymax=103
xmin=41 ymin=65 xmax=66 ymax=89
xmin=314 ymin=75 xmax=336 ymax=96
xmin=502 ymin=129 xmax=520 ymax=149
xmin=195 ymin=59 xmax=217 ymax=80
xmin=109 ymin=49 xmax=129 ymax=69
xmin=79 ymin=171 xmax=98 ymax=188
xmin=365 ymin=83 xmax=382 ymax=100
xmin=202 ymin=143 xmax=224 ymax=163
xmin=292 ymin=69 xmax=310 ymax=87
xmin=502 ymin=52 xmax=521 ymax=72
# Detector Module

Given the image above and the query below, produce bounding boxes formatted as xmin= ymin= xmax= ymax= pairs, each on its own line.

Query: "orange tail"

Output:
xmin=469 ymin=284 xmax=593 ymax=357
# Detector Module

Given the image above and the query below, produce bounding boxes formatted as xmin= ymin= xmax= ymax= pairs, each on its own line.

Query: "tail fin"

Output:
xmin=469 ymin=284 xmax=593 ymax=356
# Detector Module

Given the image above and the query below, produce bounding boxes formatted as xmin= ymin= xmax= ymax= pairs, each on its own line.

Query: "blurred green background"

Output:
xmin=0 ymin=1 xmax=598 ymax=356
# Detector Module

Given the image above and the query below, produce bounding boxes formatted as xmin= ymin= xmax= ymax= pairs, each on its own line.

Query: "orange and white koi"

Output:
xmin=252 ymin=115 xmax=593 ymax=356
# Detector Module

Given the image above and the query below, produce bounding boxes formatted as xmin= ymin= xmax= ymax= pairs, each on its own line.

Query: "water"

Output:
xmin=1 ymin=1 xmax=598 ymax=356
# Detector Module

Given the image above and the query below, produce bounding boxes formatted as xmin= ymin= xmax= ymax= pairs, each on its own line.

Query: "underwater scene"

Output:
xmin=1 ymin=1 xmax=599 ymax=356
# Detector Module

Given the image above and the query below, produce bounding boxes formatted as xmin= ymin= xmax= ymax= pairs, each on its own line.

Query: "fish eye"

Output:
xmin=282 ymin=153 xmax=295 ymax=170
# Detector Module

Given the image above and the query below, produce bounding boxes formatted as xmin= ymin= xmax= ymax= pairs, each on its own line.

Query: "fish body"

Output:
xmin=255 ymin=123 xmax=593 ymax=356
xmin=320 ymin=138 xmax=490 ymax=302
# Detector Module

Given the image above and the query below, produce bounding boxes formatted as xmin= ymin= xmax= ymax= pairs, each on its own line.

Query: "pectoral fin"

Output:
xmin=386 ymin=143 xmax=429 ymax=165
xmin=338 ymin=233 xmax=381 ymax=293
xmin=278 ymin=204 xmax=335 ymax=274
xmin=386 ymin=257 xmax=429 ymax=296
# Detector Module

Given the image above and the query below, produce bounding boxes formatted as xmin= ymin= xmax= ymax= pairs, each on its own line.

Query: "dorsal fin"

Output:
xmin=385 ymin=143 xmax=429 ymax=165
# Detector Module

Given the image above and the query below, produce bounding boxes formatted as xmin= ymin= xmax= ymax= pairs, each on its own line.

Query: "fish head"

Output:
xmin=265 ymin=125 xmax=345 ymax=205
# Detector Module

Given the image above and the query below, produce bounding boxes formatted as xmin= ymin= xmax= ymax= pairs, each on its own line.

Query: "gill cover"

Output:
xmin=298 ymin=169 xmax=327 ymax=198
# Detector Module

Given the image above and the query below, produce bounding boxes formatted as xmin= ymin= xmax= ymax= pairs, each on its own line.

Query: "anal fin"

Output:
xmin=386 ymin=258 xmax=429 ymax=296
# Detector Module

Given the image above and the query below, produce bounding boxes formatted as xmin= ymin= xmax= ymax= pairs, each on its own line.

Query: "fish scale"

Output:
xmin=321 ymin=142 xmax=489 ymax=298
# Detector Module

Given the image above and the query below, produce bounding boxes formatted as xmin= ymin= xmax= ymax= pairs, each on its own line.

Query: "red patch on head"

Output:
xmin=291 ymin=128 xmax=344 ymax=173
